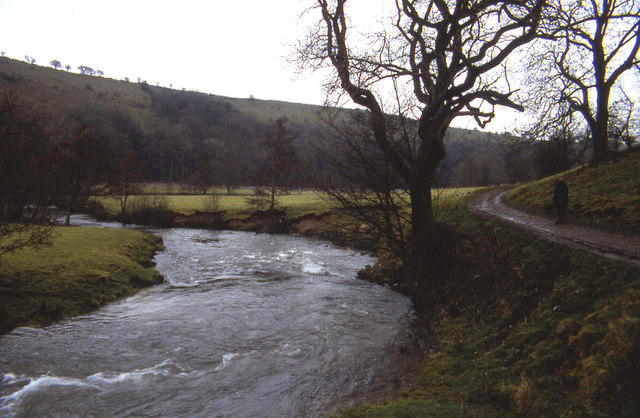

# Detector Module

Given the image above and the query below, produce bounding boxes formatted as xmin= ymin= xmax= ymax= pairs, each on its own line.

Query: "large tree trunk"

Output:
xmin=408 ymin=185 xmax=436 ymax=280
xmin=590 ymin=89 xmax=611 ymax=165
xmin=591 ymin=120 xmax=609 ymax=165
xmin=406 ymin=127 xmax=449 ymax=292
xmin=589 ymin=37 xmax=611 ymax=166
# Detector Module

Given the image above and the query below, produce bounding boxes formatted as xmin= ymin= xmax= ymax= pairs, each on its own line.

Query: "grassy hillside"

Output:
xmin=0 ymin=56 xmax=500 ymax=135
xmin=0 ymin=56 xmax=323 ymax=124
xmin=339 ymin=190 xmax=640 ymax=417
xmin=0 ymin=57 xmax=516 ymax=188
xmin=504 ymin=148 xmax=640 ymax=236
xmin=0 ymin=227 xmax=163 ymax=333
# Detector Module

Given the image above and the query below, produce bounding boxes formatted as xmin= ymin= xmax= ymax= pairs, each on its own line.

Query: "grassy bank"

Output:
xmin=0 ymin=227 xmax=163 ymax=334
xmin=338 ymin=191 xmax=640 ymax=416
xmin=504 ymin=148 xmax=640 ymax=236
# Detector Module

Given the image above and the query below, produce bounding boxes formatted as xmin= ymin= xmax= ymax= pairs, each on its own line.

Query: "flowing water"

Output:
xmin=0 ymin=219 xmax=412 ymax=417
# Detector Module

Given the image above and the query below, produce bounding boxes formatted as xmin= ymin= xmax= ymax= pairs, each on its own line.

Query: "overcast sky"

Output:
xmin=0 ymin=0 xmax=307 ymax=103
xmin=1 ymin=0 xmax=637 ymax=133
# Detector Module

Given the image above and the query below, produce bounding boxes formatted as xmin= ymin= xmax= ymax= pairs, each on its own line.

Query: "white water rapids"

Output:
xmin=0 ymin=218 xmax=412 ymax=417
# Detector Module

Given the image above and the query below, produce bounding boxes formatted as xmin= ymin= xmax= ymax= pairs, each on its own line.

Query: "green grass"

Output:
xmin=96 ymin=190 xmax=333 ymax=218
xmin=504 ymin=149 xmax=640 ymax=236
xmin=0 ymin=227 xmax=163 ymax=333
xmin=96 ymin=187 xmax=478 ymax=219
xmin=138 ymin=184 xmax=257 ymax=195
xmin=338 ymin=191 xmax=640 ymax=417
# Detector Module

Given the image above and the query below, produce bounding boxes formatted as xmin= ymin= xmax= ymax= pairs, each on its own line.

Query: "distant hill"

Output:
xmin=0 ymin=57 xmax=521 ymax=188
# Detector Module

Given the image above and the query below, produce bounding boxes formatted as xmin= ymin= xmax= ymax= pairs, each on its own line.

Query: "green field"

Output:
xmin=0 ymin=227 xmax=162 ymax=333
xmin=96 ymin=187 xmax=478 ymax=219
xmin=97 ymin=190 xmax=331 ymax=217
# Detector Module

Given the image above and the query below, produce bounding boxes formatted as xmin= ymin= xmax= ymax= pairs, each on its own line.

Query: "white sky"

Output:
xmin=0 ymin=0 xmax=304 ymax=103
xmin=0 ymin=0 xmax=637 ymax=133
xmin=0 ymin=0 xmax=391 ymax=106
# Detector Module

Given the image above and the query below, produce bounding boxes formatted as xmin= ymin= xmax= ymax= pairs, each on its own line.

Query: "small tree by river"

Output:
xmin=247 ymin=118 xmax=299 ymax=211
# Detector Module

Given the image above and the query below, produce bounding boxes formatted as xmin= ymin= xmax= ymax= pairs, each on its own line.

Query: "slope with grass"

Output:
xmin=0 ymin=227 xmax=163 ymax=334
xmin=338 ymin=160 xmax=640 ymax=416
xmin=504 ymin=148 xmax=640 ymax=236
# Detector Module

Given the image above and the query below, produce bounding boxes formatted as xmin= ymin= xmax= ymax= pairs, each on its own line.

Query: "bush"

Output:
xmin=126 ymin=194 xmax=174 ymax=226
xmin=203 ymin=194 xmax=220 ymax=212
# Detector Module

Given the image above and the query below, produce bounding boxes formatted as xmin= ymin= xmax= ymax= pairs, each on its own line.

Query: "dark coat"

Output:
xmin=553 ymin=179 xmax=569 ymax=209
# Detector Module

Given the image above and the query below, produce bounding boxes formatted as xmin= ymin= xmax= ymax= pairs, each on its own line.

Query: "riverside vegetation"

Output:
xmin=1 ymin=152 xmax=638 ymax=416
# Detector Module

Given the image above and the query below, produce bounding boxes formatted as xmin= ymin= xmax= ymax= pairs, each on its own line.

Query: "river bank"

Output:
xmin=0 ymin=205 xmax=377 ymax=336
xmin=0 ymin=227 xmax=163 ymax=334
xmin=337 ymin=193 xmax=640 ymax=417
xmin=96 ymin=206 xmax=378 ymax=251
xmin=95 ymin=196 xmax=640 ymax=416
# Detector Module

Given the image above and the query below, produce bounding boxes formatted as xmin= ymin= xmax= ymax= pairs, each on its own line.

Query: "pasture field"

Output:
xmin=96 ymin=190 xmax=331 ymax=217
xmin=96 ymin=186 xmax=478 ymax=219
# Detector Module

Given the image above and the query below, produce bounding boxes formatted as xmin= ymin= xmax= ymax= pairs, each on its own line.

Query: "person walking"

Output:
xmin=553 ymin=176 xmax=569 ymax=224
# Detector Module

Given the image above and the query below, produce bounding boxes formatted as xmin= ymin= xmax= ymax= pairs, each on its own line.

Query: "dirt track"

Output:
xmin=469 ymin=188 xmax=640 ymax=268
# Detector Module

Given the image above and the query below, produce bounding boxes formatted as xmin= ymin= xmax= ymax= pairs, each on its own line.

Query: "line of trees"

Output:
xmin=523 ymin=0 xmax=640 ymax=165
xmin=0 ymin=86 xmax=149 ymax=256
xmin=50 ymin=59 xmax=103 ymax=75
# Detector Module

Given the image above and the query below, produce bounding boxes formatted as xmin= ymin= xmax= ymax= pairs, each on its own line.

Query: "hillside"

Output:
xmin=0 ymin=57 xmax=519 ymax=188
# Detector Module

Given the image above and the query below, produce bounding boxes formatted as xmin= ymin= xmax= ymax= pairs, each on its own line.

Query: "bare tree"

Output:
xmin=608 ymin=90 xmax=638 ymax=150
xmin=248 ymin=118 xmax=299 ymax=211
xmin=109 ymin=154 xmax=144 ymax=223
xmin=297 ymin=0 xmax=544 ymax=284
xmin=318 ymin=108 xmax=412 ymax=268
xmin=0 ymin=88 xmax=54 ymax=258
xmin=77 ymin=65 xmax=96 ymax=75
xmin=0 ymin=88 xmax=54 ymax=220
xmin=526 ymin=0 xmax=640 ymax=165
xmin=53 ymin=124 xmax=111 ymax=226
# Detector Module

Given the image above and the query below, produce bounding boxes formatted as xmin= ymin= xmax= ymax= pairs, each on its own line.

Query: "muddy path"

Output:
xmin=469 ymin=187 xmax=640 ymax=268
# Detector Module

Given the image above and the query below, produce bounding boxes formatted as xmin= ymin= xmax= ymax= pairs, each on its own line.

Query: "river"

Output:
xmin=0 ymin=218 xmax=412 ymax=417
